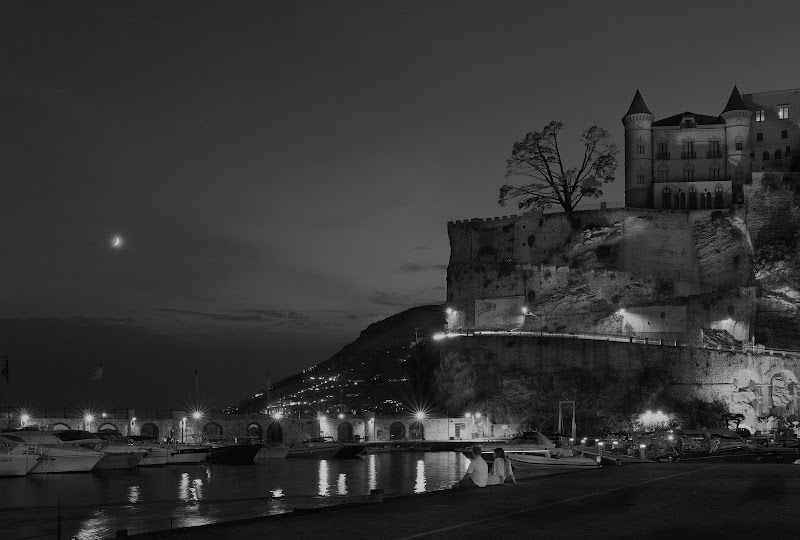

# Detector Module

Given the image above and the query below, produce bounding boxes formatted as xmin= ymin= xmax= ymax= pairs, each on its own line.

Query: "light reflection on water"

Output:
xmin=0 ymin=452 xmax=470 ymax=540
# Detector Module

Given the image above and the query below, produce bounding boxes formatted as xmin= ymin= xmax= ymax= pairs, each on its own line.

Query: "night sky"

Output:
xmin=2 ymin=1 xmax=799 ymax=412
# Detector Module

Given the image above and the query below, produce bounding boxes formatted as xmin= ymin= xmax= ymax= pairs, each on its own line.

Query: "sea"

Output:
xmin=1 ymin=452 xmax=472 ymax=540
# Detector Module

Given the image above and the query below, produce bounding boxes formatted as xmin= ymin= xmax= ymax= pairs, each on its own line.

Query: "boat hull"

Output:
xmin=138 ymin=447 xmax=170 ymax=467
xmin=30 ymin=447 xmax=104 ymax=474
xmin=286 ymin=445 xmax=342 ymax=459
xmin=0 ymin=447 xmax=39 ymax=477
xmin=507 ymin=453 xmax=600 ymax=470
xmin=93 ymin=451 xmax=146 ymax=470
xmin=167 ymin=446 xmax=210 ymax=464
xmin=205 ymin=444 xmax=260 ymax=465
xmin=255 ymin=445 xmax=290 ymax=459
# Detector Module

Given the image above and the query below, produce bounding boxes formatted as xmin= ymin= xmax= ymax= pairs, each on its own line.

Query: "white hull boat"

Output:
xmin=138 ymin=446 xmax=170 ymax=466
xmin=93 ymin=450 xmax=146 ymax=470
xmin=287 ymin=438 xmax=343 ymax=459
xmin=507 ymin=453 xmax=600 ymax=470
xmin=0 ymin=431 xmax=105 ymax=473
xmin=0 ymin=444 xmax=40 ymax=477
xmin=166 ymin=445 xmax=210 ymax=464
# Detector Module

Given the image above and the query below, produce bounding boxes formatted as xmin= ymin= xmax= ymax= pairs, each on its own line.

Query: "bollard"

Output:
xmin=369 ymin=488 xmax=384 ymax=503
xmin=639 ymin=444 xmax=647 ymax=460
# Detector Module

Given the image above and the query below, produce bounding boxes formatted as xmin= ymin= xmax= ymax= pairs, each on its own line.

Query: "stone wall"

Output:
xmin=437 ymin=334 xmax=800 ymax=433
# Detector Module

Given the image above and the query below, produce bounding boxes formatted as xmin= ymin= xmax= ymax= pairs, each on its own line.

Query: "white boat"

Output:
xmin=287 ymin=437 xmax=343 ymax=459
xmin=459 ymin=431 xmax=556 ymax=461
xmin=50 ymin=430 xmax=145 ymax=470
xmin=255 ymin=444 xmax=291 ymax=459
xmin=167 ymin=443 xmax=211 ymax=464
xmin=0 ymin=443 xmax=40 ymax=477
xmin=507 ymin=452 xmax=600 ymax=470
xmin=0 ymin=431 xmax=104 ymax=473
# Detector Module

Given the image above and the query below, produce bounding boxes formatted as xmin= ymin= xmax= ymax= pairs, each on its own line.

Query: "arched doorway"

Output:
xmin=688 ymin=186 xmax=697 ymax=210
xmin=662 ymin=187 xmax=671 ymax=209
xmin=98 ymin=422 xmax=118 ymax=432
xmin=389 ymin=422 xmax=406 ymax=440
xmin=140 ymin=422 xmax=159 ymax=440
xmin=410 ymin=422 xmax=425 ymax=440
xmin=337 ymin=422 xmax=354 ymax=442
xmin=203 ymin=422 xmax=223 ymax=438
xmin=247 ymin=422 xmax=263 ymax=442
xmin=265 ymin=421 xmax=284 ymax=444
xmin=714 ymin=185 xmax=724 ymax=209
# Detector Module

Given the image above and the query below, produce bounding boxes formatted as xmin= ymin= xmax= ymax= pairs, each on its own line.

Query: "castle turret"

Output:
xmin=720 ymin=85 xmax=752 ymax=201
xmin=622 ymin=90 xmax=655 ymax=208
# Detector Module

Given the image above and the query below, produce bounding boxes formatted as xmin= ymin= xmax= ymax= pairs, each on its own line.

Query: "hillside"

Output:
xmin=234 ymin=305 xmax=446 ymax=415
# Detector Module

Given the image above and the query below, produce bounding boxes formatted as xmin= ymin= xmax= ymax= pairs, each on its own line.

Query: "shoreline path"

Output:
xmin=129 ymin=463 xmax=800 ymax=539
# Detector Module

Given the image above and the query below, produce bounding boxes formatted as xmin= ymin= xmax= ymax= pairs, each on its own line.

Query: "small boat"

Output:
xmin=459 ymin=431 xmax=556 ymax=461
xmin=255 ymin=444 xmax=291 ymax=459
xmin=0 ymin=430 xmax=104 ymax=473
xmin=507 ymin=452 xmax=600 ymax=470
xmin=167 ymin=443 xmax=211 ymax=464
xmin=97 ymin=431 xmax=169 ymax=467
xmin=0 ymin=443 xmax=40 ymax=477
xmin=49 ymin=430 xmax=146 ymax=470
xmin=287 ymin=437 xmax=343 ymax=459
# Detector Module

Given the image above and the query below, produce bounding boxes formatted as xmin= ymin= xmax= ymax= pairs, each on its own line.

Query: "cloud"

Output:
xmin=399 ymin=263 xmax=448 ymax=272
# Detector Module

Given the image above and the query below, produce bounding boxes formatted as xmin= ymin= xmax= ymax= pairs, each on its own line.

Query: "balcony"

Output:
xmin=681 ymin=152 xmax=696 ymax=160
xmin=706 ymin=151 xmax=722 ymax=159
xmin=656 ymin=153 xmax=671 ymax=160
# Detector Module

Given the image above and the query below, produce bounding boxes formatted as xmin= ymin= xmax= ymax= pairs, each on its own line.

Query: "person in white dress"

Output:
xmin=486 ymin=447 xmax=517 ymax=485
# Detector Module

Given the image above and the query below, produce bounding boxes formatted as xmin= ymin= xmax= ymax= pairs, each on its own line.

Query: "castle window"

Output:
xmin=778 ymin=105 xmax=790 ymax=120
xmin=658 ymin=168 xmax=668 ymax=182
xmin=735 ymin=142 xmax=743 ymax=151
xmin=683 ymin=164 xmax=694 ymax=181
xmin=762 ymin=151 xmax=770 ymax=161
xmin=775 ymin=149 xmax=782 ymax=160
xmin=735 ymin=167 xmax=743 ymax=183
xmin=656 ymin=141 xmax=669 ymax=160
xmin=756 ymin=110 xmax=765 ymax=122
xmin=700 ymin=191 xmax=707 ymax=209
xmin=782 ymin=130 xmax=788 ymax=139
xmin=750 ymin=151 xmax=755 ymax=159
xmin=688 ymin=186 xmax=698 ymax=210
xmin=710 ymin=164 xmax=720 ymax=181
xmin=714 ymin=185 xmax=724 ymax=209
xmin=757 ymin=132 xmax=763 ymax=141
xmin=682 ymin=141 xmax=695 ymax=159
xmin=679 ymin=191 xmax=686 ymax=210
xmin=637 ymin=144 xmax=645 ymax=155
xmin=787 ymin=146 xmax=791 ymax=157
xmin=637 ymin=171 xmax=645 ymax=184
xmin=662 ymin=187 xmax=671 ymax=210
xmin=708 ymin=140 xmax=721 ymax=159
xmin=705 ymin=191 xmax=712 ymax=208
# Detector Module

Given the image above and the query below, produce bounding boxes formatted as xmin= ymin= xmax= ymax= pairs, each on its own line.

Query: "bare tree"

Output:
xmin=499 ymin=121 xmax=619 ymax=212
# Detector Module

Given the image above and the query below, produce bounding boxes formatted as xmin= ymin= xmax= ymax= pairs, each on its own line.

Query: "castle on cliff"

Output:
xmin=623 ymin=86 xmax=800 ymax=210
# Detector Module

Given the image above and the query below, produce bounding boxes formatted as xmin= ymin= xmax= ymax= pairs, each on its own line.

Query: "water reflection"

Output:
xmin=337 ymin=473 xmax=347 ymax=495
xmin=318 ymin=460 xmax=329 ymax=496
xmin=179 ymin=472 xmax=189 ymax=501
xmin=128 ymin=485 xmax=140 ymax=504
xmin=367 ymin=453 xmax=377 ymax=491
xmin=414 ymin=460 xmax=426 ymax=493
xmin=192 ymin=478 xmax=203 ymax=501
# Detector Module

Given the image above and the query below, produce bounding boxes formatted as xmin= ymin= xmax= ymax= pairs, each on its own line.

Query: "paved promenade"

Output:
xmin=130 ymin=463 xmax=800 ymax=539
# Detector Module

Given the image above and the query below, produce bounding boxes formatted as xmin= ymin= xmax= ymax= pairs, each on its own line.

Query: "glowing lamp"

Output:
xmin=433 ymin=333 xmax=446 ymax=340
xmin=415 ymin=411 xmax=426 ymax=420
xmin=338 ymin=413 xmax=345 ymax=419
xmin=474 ymin=412 xmax=482 ymax=419
xmin=192 ymin=411 xmax=202 ymax=421
xmin=639 ymin=444 xmax=647 ymax=449
xmin=273 ymin=411 xmax=284 ymax=420
xmin=446 ymin=308 xmax=454 ymax=315
xmin=84 ymin=414 xmax=94 ymax=424
xmin=464 ymin=412 xmax=472 ymax=418
xmin=20 ymin=414 xmax=30 ymax=425
xmin=521 ymin=306 xmax=529 ymax=315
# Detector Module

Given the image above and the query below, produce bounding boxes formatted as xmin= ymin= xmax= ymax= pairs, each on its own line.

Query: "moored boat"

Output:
xmin=287 ymin=437 xmax=343 ymax=459
xmin=0 ymin=431 xmax=104 ymax=473
xmin=203 ymin=437 xmax=261 ymax=465
xmin=49 ymin=430 xmax=146 ymax=470
xmin=255 ymin=444 xmax=290 ymax=459
xmin=507 ymin=452 xmax=600 ymax=470
xmin=0 ymin=443 xmax=40 ymax=477
xmin=459 ymin=431 xmax=556 ymax=462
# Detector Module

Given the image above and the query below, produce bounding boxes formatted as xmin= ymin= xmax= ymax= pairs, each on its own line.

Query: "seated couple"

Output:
xmin=454 ymin=446 xmax=518 ymax=488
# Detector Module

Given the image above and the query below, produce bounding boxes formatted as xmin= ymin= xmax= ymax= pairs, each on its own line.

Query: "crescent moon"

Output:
xmin=112 ymin=235 xmax=122 ymax=248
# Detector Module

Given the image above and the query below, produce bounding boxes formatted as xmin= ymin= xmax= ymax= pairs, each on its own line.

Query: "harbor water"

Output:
xmin=1 ymin=452 xmax=471 ymax=540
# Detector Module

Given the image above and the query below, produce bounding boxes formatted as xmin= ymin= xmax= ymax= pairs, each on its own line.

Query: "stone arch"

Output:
xmin=679 ymin=190 xmax=686 ymax=210
xmin=389 ymin=422 xmax=406 ymax=440
xmin=265 ymin=420 xmax=284 ymax=444
xmin=51 ymin=422 xmax=70 ymax=431
xmin=98 ymin=422 xmax=118 ymax=432
xmin=203 ymin=422 xmax=223 ymax=437
xmin=662 ymin=187 xmax=671 ymax=209
xmin=688 ymin=185 xmax=698 ymax=210
xmin=247 ymin=422 xmax=263 ymax=442
xmin=714 ymin=184 xmax=724 ymax=209
xmin=140 ymin=422 xmax=159 ymax=440
xmin=337 ymin=422 xmax=354 ymax=442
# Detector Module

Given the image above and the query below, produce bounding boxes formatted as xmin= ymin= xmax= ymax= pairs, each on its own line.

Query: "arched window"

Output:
xmin=786 ymin=146 xmax=791 ymax=157
xmin=637 ymin=170 xmax=645 ymax=184
xmin=775 ymin=149 xmax=782 ymax=160
xmin=337 ymin=422 xmax=354 ymax=442
xmin=763 ymin=150 xmax=770 ymax=161
xmin=636 ymin=137 xmax=645 ymax=155
xmin=679 ymin=190 xmax=686 ymax=210
xmin=688 ymin=186 xmax=698 ymax=210
xmin=141 ymin=423 xmax=159 ymax=440
xmin=657 ymin=165 xmax=669 ymax=182
xmin=705 ymin=191 xmax=712 ymax=209
xmin=389 ymin=422 xmax=406 ymax=440
xmin=683 ymin=164 xmax=694 ymax=181
xmin=662 ymin=187 xmax=671 ymax=209
xmin=247 ymin=422 xmax=263 ymax=442
xmin=265 ymin=421 xmax=284 ymax=444
xmin=735 ymin=167 xmax=743 ymax=184
xmin=715 ymin=185 xmax=724 ymax=209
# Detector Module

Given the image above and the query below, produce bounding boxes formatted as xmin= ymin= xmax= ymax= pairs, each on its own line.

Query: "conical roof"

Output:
xmin=624 ymin=89 xmax=652 ymax=116
xmin=722 ymin=85 xmax=748 ymax=113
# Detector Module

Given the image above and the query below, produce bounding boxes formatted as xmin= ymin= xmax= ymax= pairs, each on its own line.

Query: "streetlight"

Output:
xmin=84 ymin=414 xmax=94 ymax=432
xmin=20 ymin=413 xmax=30 ymax=427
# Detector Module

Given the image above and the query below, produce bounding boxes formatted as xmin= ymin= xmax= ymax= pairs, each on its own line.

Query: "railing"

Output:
xmin=706 ymin=151 xmax=722 ymax=159
xmin=655 ymin=153 xmax=670 ymax=160
xmin=681 ymin=152 xmax=696 ymax=159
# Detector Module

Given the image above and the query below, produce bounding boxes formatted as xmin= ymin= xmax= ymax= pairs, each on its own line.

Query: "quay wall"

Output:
xmin=436 ymin=334 xmax=800 ymax=433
